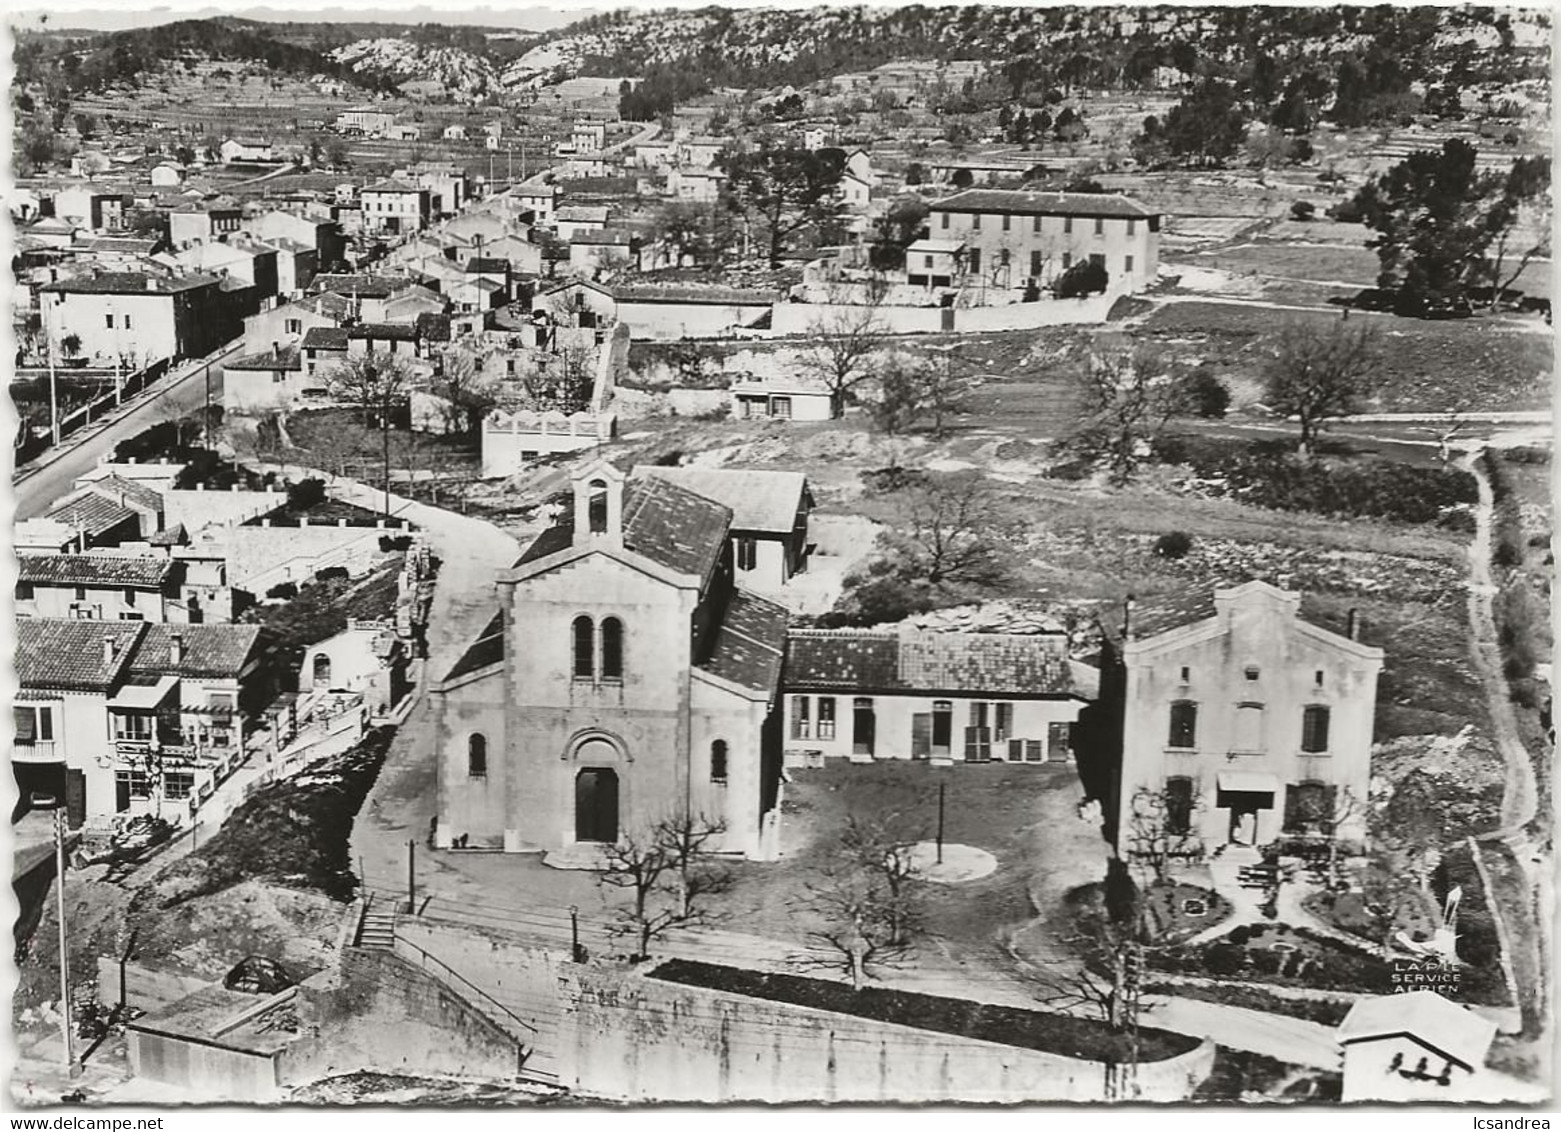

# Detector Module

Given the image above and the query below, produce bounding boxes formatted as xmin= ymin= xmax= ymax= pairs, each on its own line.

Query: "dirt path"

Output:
xmin=1457 ymin=447 xmax=1539 ymax=837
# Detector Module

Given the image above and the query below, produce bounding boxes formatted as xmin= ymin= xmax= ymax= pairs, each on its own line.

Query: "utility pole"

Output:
xmin=203 ymin=358 xmax=213 ymax=446
xmin=406 ymin=838 xmax=415 ymax=914
xmin=53 ymin=805 xmax=81 ymax=1078
xmin=936 ymin=781 xmax=946 ymax=865
xmin=46 ymin=333 xmax=60 ymax=446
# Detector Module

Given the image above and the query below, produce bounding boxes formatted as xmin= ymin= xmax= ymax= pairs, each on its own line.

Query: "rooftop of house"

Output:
xmin=466 ymin=257 xmax=510 ymax=274
xmin=19 ymin=553 xmax=175 ymax=588
xmin=39 ymin=270 xmax=221 ymax=296
xmin=635 ymin=467 xmax=809 ymax=535
xmin=930 ymin=189 xmax=1159 ymax=219
xmin=1339 ymin=992 xmax=1498 ymax=1073
xmin=149 ymin=523 xmax=189 ymax=548
xmin=556 ymin=205 xmax=610 ymax=224
xmin=228 ymin=343 xmax=303 ymax=371
xmin=15 ymin=518 xmax=78 ymax=547
xmin=906 ymin=238 xmax=967 ymax=255
xmin=610 ymin=283 xmax=780 ymax=305
xmin=415 ymin=312 xmax=453 ymax=342
xmin=784 ymin=627 xmax=1076 ymax=697
xmin=570 ymin=229 xmax=632 ymax=247
xmin=362 ymin=178 xmax=422 ymax=195
xmin=517 ymin=474 xmax=733 ymax=582
xmin=308 ymin=274 xmax=409 ymax=300
xmin=302 ymin=326 xmax=351 ymax=350
xmin=82 ymin=474 xmax=165 ymax=513
xmin=444 ymin=611 xmax=505 ymax=683
xmin=127 ymin=623 xmax=267 ymax=680
xmin=697 ymin=587 xmax=789 ymax=694
xmin=1098 ymin=580 xmax=1347 ymax=647
xmin=15 ymin=617 xmax=146 ymax=691
xmin=45 ymin=492 xmax=141 ymax=538
xmin=348 ymin=321 xmax=420 ymax=341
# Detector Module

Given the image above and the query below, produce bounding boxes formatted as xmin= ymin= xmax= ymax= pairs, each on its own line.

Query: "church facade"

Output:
xmin=431 ymin=460 xmax=789 ymax=861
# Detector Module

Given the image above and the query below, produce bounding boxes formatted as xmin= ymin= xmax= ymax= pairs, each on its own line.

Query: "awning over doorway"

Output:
xmin=1216 ymin=770 xmax=1279 ymax=796
xmin=108 ymin=675 xmax=178 ymax=710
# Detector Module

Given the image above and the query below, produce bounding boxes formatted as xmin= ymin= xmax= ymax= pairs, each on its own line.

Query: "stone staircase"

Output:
xmin=354 ymin=899 xmax=398 ymax=951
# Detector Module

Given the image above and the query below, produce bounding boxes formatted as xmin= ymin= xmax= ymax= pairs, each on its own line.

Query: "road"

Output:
xmin=14 ymin=342 xmax=240 ymax=520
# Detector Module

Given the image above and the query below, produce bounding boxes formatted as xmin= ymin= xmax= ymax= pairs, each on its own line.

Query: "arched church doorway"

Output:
xmin=575 ymin=767 xmax=619 ymax=843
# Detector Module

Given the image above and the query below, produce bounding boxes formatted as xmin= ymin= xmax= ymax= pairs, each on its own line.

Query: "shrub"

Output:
xmin=1203 ymin=942 xmax=1244 ymax=976
xmin=1438 ymin=508 xmax=1477 ymax=534
xmin=287 ymin=477 xmax=327 ymax=510
xmin=266 ymin=582 xmax=298 ymax=600
xmin=1180 ymin=369 xmax=1231 ymax=419
xmin=1153 ymin=531 xmax=1194 ymax=560
xmin=1290 ymin=200 xmax=1316 ymax=221
xmin=1328 ymin=198 xmax=1364 ymax=224
xmin=315 ymin=566 xmax=349 ymax=583
xmin=1054 ymin=258 xmax=1109 ymax=299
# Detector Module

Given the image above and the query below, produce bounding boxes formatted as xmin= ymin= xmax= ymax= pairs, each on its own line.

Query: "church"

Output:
xmin=431 ymin=458 xmax=790 ymax=862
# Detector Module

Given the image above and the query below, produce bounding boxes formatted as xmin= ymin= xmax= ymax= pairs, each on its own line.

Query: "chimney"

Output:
xmin=273 ymin=340 xmax=281 ymax=358
xmin=103 ymin=636 xmax=118 ymax=667
xmin=1346 ymin=608 xmax=1359 ymax=641
xmin=1123 ymin=594 xmax=1137 ymax=641
xmin=145 ymin=276 xmax=157 ymax=292
xmin=170 ymin=634 xmax=184 ymax=666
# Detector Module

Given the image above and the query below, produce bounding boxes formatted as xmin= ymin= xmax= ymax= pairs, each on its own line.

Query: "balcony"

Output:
xmin=12 ymin=740 xmax=59 ymax=763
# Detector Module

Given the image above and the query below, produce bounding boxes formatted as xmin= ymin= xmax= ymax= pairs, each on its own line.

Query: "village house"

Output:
xmin=782 ymin=627 xmax=1086 ymax=766
xmin=729 ymin=374 xmax=835 ymax=422
xmin=568 ymin=230 xmax=634 ymax=275
xmin=44 ymin=493 xmax=144 ymax=551
xmin=442 ymin=124 xmax=469 ymax=142
xmin=636 ymin=467 xmax=813 ymax=593
xmin=515 ymin=184 xmax=559 ymax=224
xmin=51 ymin=184 xmax=133 ymax=233
xmin=16 ymin=554 xmax=185 ymax=623
xmin=219 ymin=138 xmax=276 ymax=164
xmin=395 ymin=162 xmax=471 ymax=217
xmin=299 ymin=620 xmax=412 ymax=718
xmin=335 ymin=108 xmax=395 ymax=137
xmin=927 ymin=189 xmax=1163 ymax=294
xmin=54 ymin=475 xmax=166 ymax=538
xmin=554 ymin=205 xmax=611 ymax=243
xmin=150 ymin=163 xmax=185 ymax=187
xmin=241 ymin=293 xmax=347 ymax=356
xmin=223 ymin=343 xmax=318 ymax=415
xmin=904 ymin=238 xmax=968 ymax=289
xmin=1085 ymin=581 xmax=1385 ymax=856
xmin=360 ymin=179 xmax=433 ymax=236
xmin=38 ymin=270 xmax=234 ymax=365
xmin=168 ymin=201 xmax=243 ymax=248
xmin=432 ymin=459 xmax=789 ymax=861
xmin=666 ymin=168 xmax=727 ymax=204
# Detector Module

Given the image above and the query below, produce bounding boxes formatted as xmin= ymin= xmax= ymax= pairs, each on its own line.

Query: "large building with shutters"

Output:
xmin=1083 ymin=580 xmax=1384 ymax=857
xmin=925 ymin=189 xmax=1162 ymax=294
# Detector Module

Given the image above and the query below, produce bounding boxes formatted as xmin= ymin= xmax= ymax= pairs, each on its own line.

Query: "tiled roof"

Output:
xmin=83 ymin=475 xmax=164 ymax=513
xmin=1100 ymin=589 xmax=1219 ymax=646
xmin=39 ymin=271 xmax=220 ymax=295
xmin=302 ymin=326 xmax=350 ymax=350
xmin=556 ymin=206 xmax=610 ymax=223
xmin=570 ymin=230 xmax=631 ymax=246
xmin=297 ymin=292 xmax=352 ymax=318
xmin=611 ymin=284 xmax=779 ymax=305
xmin=45 ymin=492 xmax=140 ymax=538
xmin=415 ymin=312 xmax=453 ymax=341
xmin=227 ymin=344 xmax=303 ymax=371
xmin=619 ymin=475 xmax=732 ymax=579
xmin=930 ymin=189 xmax=1159 ymax=219
xmin=466 ymin=257 xmax=510 ymax=274
xmin=516 ymin=477 xmax=732 ymax=581
xmin=363 ymin=178 xmax=420 ymax=194
xmin=15 ymin=618 xmax=147 ymax=691
xmin=785 ymin=628 xmax=1075 ymax=696
xmin=636 ymin=467 xmax=808 ymax=535
xmin=309 ymin=274 xmax=407 ymax=299
xmin=127 ymin=624 xmax=266 ymax=679
xmin=444 ymin=611 xmax=505 ymax=682
xmin=19 ymin=554 xmax=174 ymax=588
xmin=149 ymin=523 xmax=189 ymax=547
xmin=348 ymin=321 xmax=419 ymax=341
xmin=698 ymin=589 xmax=788 ymax=694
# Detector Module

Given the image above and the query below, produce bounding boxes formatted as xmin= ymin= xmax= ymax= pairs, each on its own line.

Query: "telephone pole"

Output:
xmin=54 ymin=805 xmax=81 ymax=1078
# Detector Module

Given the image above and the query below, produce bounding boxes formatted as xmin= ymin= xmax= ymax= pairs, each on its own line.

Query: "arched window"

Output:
xmin=572 ymin=615 xmax=595 ymax=679
xmin=710 ymin=740 xmax=728 ymax=784
xmin=312 ymin=653 xmax=332 ymax=688
xmin=600 ymin=617 xmax=623 ymax=681
xmin=1235 ymin=703 xmax=1266 ymax=752
xmin=1301 ymin=705 xmax=1331 ymax=753
xmin=1167 ymin=701 xmax=1197 ymax=749
xmin=587 ymin=479 xmax=609 ymax=534
xmin=468 ymin=734 xmax=487 ymax=779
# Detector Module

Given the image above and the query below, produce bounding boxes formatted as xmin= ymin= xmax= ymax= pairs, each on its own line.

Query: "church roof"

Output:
xmin=697 ymin=589 xmax=788 ymax=694
xmin=516 ymin=477 xmax=732 ymax=582
xmin=444 ymin=611 xmax=505 ymax=683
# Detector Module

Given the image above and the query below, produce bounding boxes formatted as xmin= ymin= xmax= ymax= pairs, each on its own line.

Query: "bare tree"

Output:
xmin=1065 ymin=345 xmax=1189 ymax=484
xmin=325 ymin=348 xmax=415 ymax=429
xmin=1026 ymin=861 xmax=1149 ymax=1035
xmin=598 ymin=813 xmax=729 ymax=961
xmin=868 ymin=350 xmax=974 ymax=438
xmin=433 ymin=351 xmax=498 ymax=438
xmin=798 ymin=866 xmax=911 ymax=991
xmin=524 ymin=344 xmax=595 ymax=414
xmin=309 ymin=417 xmax=373 ymax=480
xmin=800 ymin=299 xmax=885 ymax=418
xmin=1285 ymin=783 xmax=1368 ymax=887
xmin=1125 ymin=784 xmax=1204 ymax=884
xmin=838 ymin=814 xmax=926 ymax=947
xmin=896 ymin=471 xmax=1011 ymax=588
xmin=151 ymin=390 xmax=204 ymax=450
xmin=1262 ymin=318 xmax=1382 ymax=457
